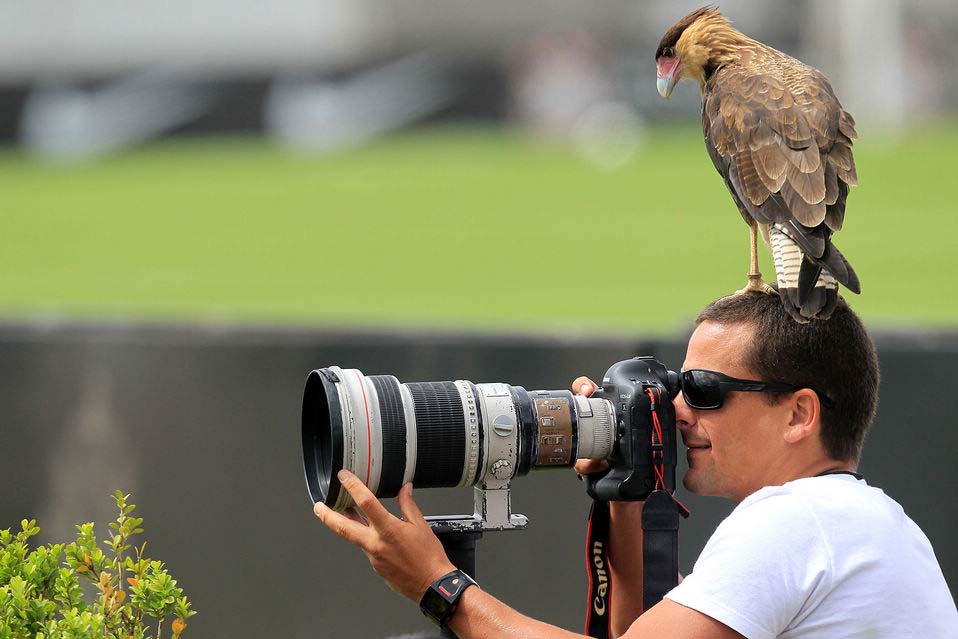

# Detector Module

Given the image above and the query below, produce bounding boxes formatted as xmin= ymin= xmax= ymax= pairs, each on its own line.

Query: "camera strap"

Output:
xmin=643 ymin=387 xmax=689 ymax=611
xmin=585 ymin=493 xmax=687 ymax=638
xmin=584 ymin=499 xmax=612 ymax=639
xmin=584 ymin=388 xmax=689 ymax=639
xmin=641 ymin=490 xmax=683 ymax=612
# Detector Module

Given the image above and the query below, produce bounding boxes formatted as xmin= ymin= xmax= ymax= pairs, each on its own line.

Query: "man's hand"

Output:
xmin=312 ymin=409 xmax=735 ymax=639
xmin=313 ymin=470 xmax=455 ymax=602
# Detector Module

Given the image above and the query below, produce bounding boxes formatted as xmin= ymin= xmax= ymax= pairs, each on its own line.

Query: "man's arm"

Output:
xmin=448 ymin=587 xmax=588 ymax=639
xmin=608 ymin=501 xmax=645 ymax=637
xmin=447 ymin=576 xmax=740 ymax=639
xmin=580 ymin=476 xmax=688 ymax=637
xmin=314 ymin=470 xmax=585 ymax=639
xmin=574 ymin=458 xmax=646 ymax=636
xmin=313 ymin=470 xmax=742 ymax=639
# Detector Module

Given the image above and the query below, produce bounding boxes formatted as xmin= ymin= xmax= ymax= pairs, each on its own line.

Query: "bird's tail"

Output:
xmin=798 ymin=241 xmax=861 ymax=299
xmin=770 ymin=224 xmax=859 ymax=322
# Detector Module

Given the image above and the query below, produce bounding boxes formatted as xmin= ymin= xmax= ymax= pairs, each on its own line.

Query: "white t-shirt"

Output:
xmin=665 ymin=474 xmax=958 ymax=638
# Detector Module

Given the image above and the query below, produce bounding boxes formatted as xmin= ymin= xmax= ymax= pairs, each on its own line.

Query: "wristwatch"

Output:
xmin=419 ymin=569 xmax=478 ymax=628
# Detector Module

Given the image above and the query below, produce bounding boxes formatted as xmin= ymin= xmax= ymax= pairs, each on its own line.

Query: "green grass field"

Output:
xmin=1 ymin=123 xmax=956 ymax=334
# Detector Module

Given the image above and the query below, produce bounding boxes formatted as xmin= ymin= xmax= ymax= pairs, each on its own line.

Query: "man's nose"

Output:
xmin=673 ymin=391 xmax=694 ymax=430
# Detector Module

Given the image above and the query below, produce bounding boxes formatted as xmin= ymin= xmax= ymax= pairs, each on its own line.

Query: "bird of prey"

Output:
xmin=655 ymin=6 xmax=860 ymax=322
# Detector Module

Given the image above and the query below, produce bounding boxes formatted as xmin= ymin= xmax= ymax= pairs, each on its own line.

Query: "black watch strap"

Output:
xmin=419 ymin=569 xmax=478 ymax=628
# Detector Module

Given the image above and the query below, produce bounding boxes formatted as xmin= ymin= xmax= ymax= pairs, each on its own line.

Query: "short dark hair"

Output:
xmin=696 ymin=293 xmax=880 ymax=462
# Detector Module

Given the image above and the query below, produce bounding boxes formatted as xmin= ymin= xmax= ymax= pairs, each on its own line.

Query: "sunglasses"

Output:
xmin=680 ymin=369 xmax=834 ymax=411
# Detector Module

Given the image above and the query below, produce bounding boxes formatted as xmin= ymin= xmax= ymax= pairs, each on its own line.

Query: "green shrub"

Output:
xmin=0 ymin=491 xmax=195 ymax=639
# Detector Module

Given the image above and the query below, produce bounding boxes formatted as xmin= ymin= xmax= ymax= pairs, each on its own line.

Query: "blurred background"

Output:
xmin=1 ymin=0 xmax=956 ymax=636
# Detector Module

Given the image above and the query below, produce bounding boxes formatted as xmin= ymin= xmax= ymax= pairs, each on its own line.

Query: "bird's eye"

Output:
xmin=664 ymin=46 xmax=674 ymax=57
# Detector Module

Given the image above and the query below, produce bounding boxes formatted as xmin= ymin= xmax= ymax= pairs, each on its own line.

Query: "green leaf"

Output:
xmin=1 ymin=490 xmax=195 ymax=637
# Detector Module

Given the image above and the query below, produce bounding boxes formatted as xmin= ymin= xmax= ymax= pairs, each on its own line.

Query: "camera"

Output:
xmin=301 ymin=356 xmax=681 ymax=525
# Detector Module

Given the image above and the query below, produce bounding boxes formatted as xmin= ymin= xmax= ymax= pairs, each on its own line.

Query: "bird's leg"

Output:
xmin=735 ymin=220 xmax=776 ymax=295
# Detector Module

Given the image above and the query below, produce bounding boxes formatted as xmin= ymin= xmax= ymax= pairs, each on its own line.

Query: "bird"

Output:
xmin=655 ymin=6 xmax=861 ymax=322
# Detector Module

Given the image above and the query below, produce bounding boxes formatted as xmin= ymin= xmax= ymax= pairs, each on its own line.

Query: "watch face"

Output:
xmin=439 ymin=575 xmax=466 ymax=597
xmin=420 ymin=587 xmax=452 ymax=621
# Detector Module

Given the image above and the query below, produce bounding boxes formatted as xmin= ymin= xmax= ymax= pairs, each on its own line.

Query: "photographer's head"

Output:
xmin=675 ymin=292 xmax=879 ymax=502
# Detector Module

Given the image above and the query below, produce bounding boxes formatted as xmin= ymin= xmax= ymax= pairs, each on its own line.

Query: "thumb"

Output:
xmin=398 ymin=483 xmax=426 ymax=526
xmin=572 ymin=376 xmax=597 ymax=397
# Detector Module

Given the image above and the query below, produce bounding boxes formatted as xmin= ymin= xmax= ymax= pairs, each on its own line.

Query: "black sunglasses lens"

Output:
xmin=683 ymin=370 xmax=724 ymax=409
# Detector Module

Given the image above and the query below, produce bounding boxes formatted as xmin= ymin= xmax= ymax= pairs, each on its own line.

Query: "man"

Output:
xmin=314 ymin=293 xmax=957 ymax=638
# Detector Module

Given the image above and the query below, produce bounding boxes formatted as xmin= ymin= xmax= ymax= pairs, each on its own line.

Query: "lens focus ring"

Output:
xmin=589 ymin=399 xmax=614 ymax=459
xmin=406 ymin=382 xmax=466 ymax=488
xmin=574 ymin=396 xmax=615 ymax=460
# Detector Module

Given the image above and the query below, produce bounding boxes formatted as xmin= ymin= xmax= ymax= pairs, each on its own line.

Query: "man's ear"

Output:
xmin=783 ymin=389 xmax=821 ymax=445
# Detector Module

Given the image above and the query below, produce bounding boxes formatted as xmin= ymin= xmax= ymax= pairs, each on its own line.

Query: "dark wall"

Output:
xmin=0 ymin=320 xmax=955 ymax=637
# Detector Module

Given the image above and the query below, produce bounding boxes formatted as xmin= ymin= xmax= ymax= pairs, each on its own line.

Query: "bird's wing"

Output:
xmin=702 ymin=59 xmax=858 ymax=259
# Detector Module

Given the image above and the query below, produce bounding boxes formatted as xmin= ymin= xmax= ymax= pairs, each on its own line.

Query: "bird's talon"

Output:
xmin=735 ymin=274 xmax=777 ymax=296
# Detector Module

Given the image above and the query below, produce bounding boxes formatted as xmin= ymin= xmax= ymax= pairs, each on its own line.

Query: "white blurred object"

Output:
xmin=39 ymin=357 xmax=139 ymax=546
xmin=804 ymin=0 xmax=906 ymax=129
xmin=510 ymin=32 xmax=643 ymax=169
xmin=264 ymin=52 xmax=460 ymax=153
xmin=511 ymin=32 xmax=609 ymax=135
xmin=572 ymin=101 xmax=643 ymax=169
xmin=0 ymin=0 xmax=370 ymax=82
xmin=20 ymin=69 xmax=217 ymax=161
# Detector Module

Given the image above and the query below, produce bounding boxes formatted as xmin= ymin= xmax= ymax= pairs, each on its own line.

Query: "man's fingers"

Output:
xmin=314 ymin=502 xmax=374 ymax=548
xmin=572 ymin=376 xmax=598 ymax=397
xmin=574 ymin=459 xmax=609 ymax=475
xmin=397 ymin=483 xmax=426 ymax=526
xmin=344 ymin=507 xmax=368 ymax=526
xmin=338 ymin=469 xmax=394 ymax=529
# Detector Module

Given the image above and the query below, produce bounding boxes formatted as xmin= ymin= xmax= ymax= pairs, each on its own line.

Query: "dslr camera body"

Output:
xmin=586 ymin=356 xmax=681 ymax=501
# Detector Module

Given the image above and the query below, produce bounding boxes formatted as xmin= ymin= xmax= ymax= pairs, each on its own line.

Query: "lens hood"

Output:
xmin=302 ymin=369 xmax=344 ymax=506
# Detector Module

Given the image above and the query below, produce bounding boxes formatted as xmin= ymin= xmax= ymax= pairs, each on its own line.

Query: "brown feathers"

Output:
xmin=674 ymin=10 xmax=750 ymax=85
xmin=656 ymin=6 xmax=721 ymax=59
xmin=671 ymin=6 xmax=861 ymax=316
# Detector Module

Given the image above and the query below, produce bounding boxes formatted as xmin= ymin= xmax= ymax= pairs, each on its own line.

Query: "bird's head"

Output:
xmin=655 ymin=5 xmax=742 ymax=98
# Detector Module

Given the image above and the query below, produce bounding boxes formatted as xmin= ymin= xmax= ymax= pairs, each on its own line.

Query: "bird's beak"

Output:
xmin=656 ymin=57 xmax=681 ymax=99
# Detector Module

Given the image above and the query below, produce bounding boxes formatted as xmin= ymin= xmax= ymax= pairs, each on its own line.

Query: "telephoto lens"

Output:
xmin=302 ymin=367 xmax=616 ymax=511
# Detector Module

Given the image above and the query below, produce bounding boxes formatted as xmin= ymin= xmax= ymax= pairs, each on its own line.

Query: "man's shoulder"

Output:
xmin=666 ymin=485 xmax=834 ymax=639
xmin=670 ymin=476 xmax=957 ymax=638
xmin=723 ymin=480 xmax=826 ymax=531
xmin=719 ymin=474 xmax=939 ymax=594
xmin=704 ymin=484 xmax=826 ymax=561
xmin=737 ymin=474 xmax=898 ymax=526
xmin=714 ymin=475 xmax=902 ymax=557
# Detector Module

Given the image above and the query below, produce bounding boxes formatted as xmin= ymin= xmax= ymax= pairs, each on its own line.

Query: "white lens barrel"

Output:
xmin=308 ymin=368 xmax=617 ymax=513
xmin=327 ymin=366 xmax=364 ymax=511
xmin=326 ymin=368 xmax=408 ymax=510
